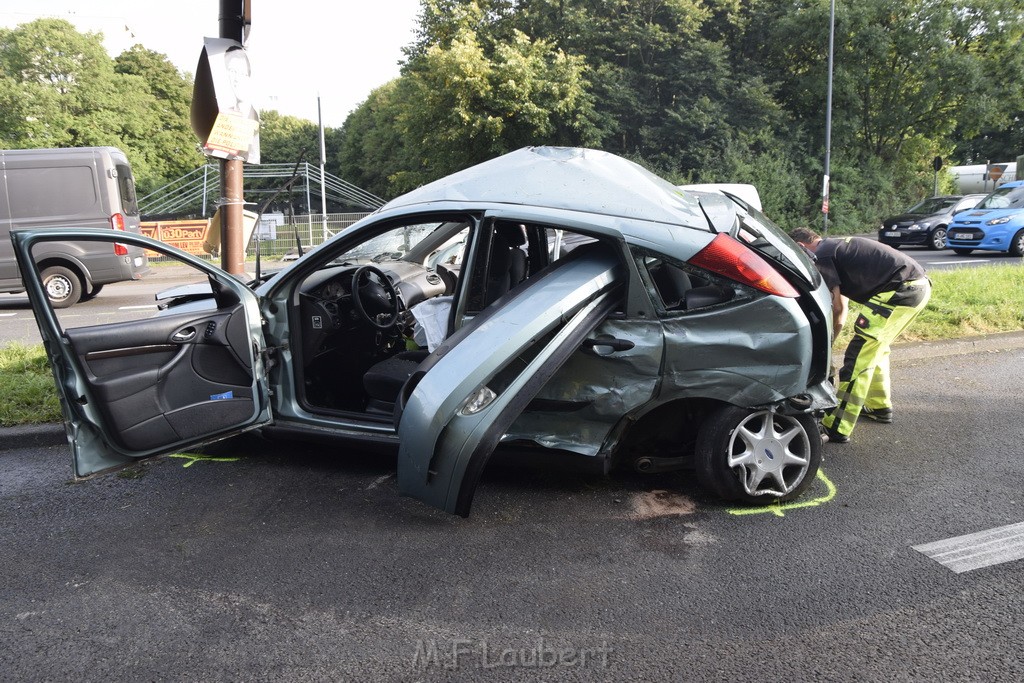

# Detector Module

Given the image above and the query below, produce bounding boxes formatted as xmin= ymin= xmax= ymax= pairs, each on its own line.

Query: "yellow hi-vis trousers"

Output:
xmin=822 ymin=278 xmax=931 ymax=437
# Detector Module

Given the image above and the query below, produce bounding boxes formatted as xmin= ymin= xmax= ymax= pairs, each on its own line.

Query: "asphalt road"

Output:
xmin=2 ymin=336 xmax=1023 ymax=681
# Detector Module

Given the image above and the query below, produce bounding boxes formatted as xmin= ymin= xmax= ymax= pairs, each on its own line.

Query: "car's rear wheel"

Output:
xmin=695 ymin=406 xmax=821 ymax=504
xmin=41 ymin=265 xmax=82 ymax=308
xmin=953 ymin=248 xmax=974 ymax=256
xmin=1009 ymin=229 xmax=1024 ymax=257
xmin=929 ymin=227 xmax=947 ymax=250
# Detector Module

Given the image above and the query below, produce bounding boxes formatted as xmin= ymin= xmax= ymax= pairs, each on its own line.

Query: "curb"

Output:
xmin=893 ymin=330 xmax=1024 ymax=362
xmin=4 ymin=331 xmax=1024 ymax=452
xmin=0 ymin=423 xmax=67 ymax=451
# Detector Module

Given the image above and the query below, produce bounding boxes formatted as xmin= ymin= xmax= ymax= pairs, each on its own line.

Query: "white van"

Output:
xmin=0 ymin=147 xmax=149 ymax=307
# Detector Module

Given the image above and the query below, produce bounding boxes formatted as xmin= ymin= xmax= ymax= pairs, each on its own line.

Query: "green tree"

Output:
xmin=258 ymin=110 xmax=319 ymax=165
xmin=0 ymin=19 xmax=204 ymax=194
xmin=114 ymin=46 xmax=203 ymax=192
xmin=339 ymin=0 xmax=600 ymax=195
xmin=337 ymin=80 xmax=417 ymax=198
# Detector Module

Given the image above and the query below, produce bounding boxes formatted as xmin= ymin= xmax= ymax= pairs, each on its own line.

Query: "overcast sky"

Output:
xmin=0 ymin=1 xmax=422 ymax=127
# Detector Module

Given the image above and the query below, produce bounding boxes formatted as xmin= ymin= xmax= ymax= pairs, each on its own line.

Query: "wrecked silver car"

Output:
xmin=13 ymin=147 xmax=836 ymax=516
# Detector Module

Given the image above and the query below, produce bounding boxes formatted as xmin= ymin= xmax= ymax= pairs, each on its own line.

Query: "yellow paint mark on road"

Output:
xmin=726 ymin=470 xmax=836 ymax=517
xmin=169 ymin=452 xmax=240 ymax=468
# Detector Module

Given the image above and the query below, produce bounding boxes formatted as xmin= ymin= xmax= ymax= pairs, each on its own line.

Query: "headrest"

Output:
xmin=495 ymin=223 xmax=527 ymax=247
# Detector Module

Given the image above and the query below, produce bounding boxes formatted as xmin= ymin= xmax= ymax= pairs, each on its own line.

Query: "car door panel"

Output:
xmin=11 ymin=228 xmax=270 ymax=477
xmin=396 ymin=248 xmax=622 ymax=516
xmin=63 ymin=306 xmax=259 ymax=452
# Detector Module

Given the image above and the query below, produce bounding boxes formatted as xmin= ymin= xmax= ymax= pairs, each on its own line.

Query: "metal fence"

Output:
xmin=251 ymin=212 xmax=372 ymax=259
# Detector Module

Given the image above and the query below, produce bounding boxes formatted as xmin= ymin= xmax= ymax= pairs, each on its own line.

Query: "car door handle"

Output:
xmin=171 ymin=327 xmax=197 ymax=343
xmin=581 ymin=337 xmax=635 ymax=355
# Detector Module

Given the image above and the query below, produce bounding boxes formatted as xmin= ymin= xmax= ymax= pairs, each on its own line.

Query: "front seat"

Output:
xmin=483 ymin=224 xmax=528 ymax=305
xmin=363 ymin=349 xmax=430 ymax=411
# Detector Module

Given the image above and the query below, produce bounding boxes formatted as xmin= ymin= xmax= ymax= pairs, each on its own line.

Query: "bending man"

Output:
xmin=788 ymin=228 xmax=931 ymax=443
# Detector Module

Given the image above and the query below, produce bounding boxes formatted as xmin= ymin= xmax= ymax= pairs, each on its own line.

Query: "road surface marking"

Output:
xmin=366 ymin=474 xmax=393 ymax=490
xmin=119 ymin=305 xmax=159 ymax=310
xmin=913 ymin=521 xmax=1024 ymax=573
xmin=169 ymin=452 xmax=240 ymax=468
xmin=931 ymin=260 xmax=991 ymax=265
xmin=0 ymin=313 xmax=16 ymax=317
xmin=726 ymin=470 xmax=836 ymax=517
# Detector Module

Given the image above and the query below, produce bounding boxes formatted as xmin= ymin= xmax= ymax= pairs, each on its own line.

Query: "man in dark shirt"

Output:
xmin=789 ymin=228 xmax=931 ymax=443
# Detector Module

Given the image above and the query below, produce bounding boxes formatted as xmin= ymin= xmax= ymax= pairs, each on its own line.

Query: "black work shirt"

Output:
xmin=814 ymin=237 xmax=926 ymax=304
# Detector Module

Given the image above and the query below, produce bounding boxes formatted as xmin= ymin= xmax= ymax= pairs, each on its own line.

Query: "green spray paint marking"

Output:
xmin=726 ymin=470 xmax=836 ymax=517
xmin=168 ymin=452 xmax=241 ymax=468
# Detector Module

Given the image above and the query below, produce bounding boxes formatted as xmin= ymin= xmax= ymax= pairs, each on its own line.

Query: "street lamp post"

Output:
xmin=822 ymin=0 xmax=835 ymax=232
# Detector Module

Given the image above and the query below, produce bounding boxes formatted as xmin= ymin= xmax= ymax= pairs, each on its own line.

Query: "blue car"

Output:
xmin=945 ymin=180 xmax=1024 ymax=256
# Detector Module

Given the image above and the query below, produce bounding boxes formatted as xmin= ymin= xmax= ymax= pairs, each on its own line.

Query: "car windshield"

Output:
xmin=976 ymin=187 xmax=1024 ymax=210
xmin=907 ymin=197 xmax=957 ymax=214
xmin=329 ymin=222 xmax=444 ymax=265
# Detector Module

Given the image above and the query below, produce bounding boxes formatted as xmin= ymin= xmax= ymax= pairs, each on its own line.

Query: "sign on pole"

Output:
xmin=191 ymin=37 xmax=260 ymax=164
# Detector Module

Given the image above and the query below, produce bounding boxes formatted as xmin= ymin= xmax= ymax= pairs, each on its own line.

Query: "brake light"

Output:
xmin=111 ymin=213 xmax=128 ymax=255
xmin=689 ymin=233 xmax=799 ymax=297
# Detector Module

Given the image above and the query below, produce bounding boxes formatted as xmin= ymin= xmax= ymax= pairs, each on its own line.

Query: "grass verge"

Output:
xmin=836 ymin=263 xmax=1024 ymax=350
xmin=1 ymin=264 xmax=1022 ymax=427
xmin=0 ymin=342 xmax=62 ymax=426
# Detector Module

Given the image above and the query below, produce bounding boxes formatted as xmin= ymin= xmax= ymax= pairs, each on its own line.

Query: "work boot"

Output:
xmin=820 ymin=424 xmax=849 ymax=444
xmin=861 ymin=407 xmax=893 ymax=424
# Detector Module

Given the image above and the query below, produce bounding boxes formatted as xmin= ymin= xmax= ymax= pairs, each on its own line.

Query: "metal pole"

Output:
xmin=304 ymin=163 xmax=313 ymax=246
xmin=219 ymin=0 xmax=246 ymax=274
xmin=822 ymin=0 xmax=835 ymax=233
xmin=202 ymin=164 xmax=209 ymax=216
xmin=318 ymin=94 xmax=328 ymax=243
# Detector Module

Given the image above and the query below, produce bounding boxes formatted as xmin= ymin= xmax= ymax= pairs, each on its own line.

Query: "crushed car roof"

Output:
xmin=381 ymin=146 xmax=710 ymax=229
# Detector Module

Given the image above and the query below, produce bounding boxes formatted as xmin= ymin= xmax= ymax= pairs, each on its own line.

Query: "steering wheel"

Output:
xmin=351 ymin=265 xmax=400 ymax=330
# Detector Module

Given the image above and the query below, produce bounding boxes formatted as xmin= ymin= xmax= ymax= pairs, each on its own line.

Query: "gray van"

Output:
xmin=0 ymin=146 xmax=149 ymax=307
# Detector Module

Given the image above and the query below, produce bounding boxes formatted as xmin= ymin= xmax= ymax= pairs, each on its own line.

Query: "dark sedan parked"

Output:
xmin=879 ymin=194 xmax=985 ymax=250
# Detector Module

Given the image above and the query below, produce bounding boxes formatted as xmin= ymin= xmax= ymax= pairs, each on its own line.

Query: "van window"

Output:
xmin=6 ymin=166 xmax=98 ymax=219
xmin=115 ymin=163 xmax=140 ymax=216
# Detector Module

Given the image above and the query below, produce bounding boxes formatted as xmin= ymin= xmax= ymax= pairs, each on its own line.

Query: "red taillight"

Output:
xmin=689 ymin=233 xmax=799 ymax=298
xmin=111 ymin=213 xmax=128 ymax=255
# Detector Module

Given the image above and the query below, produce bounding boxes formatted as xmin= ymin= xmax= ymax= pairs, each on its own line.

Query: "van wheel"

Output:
xmin=695 ymin=406 xmax=821 ymax=504
xmin=1009 ymin=229 xmax=1024 ymax=258
xmin=41 ymin=266 xmax=82 ymax=308
xmin=80 ymin=283 xmax=104 ymax=302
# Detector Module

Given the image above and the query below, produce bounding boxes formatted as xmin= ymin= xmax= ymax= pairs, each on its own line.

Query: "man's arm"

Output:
xmin=831 ymin=286 xmax=848 ymax=340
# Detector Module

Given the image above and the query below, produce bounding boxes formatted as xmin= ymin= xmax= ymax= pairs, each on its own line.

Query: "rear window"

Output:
xmin=908 ymin=197 xmax=957 ymax=213
xmin=6 ymin=166 xmax=98 ymax=219
xmin=115 ymin=163 xmax=140 ymax=216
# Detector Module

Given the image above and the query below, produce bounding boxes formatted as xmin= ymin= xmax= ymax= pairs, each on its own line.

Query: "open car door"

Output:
xmin=12 ymin=229 xmax=271 ymax=477
xmin=396 ymin=246 xmax=623 ymax=517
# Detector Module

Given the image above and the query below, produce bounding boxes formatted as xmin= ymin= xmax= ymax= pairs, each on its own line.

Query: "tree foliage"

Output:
xmin=338 ymin=0 xmax=1024 ymax=231
xmin=0 ymin=19 xmax=203 ymax=194
xmin=2 ymin=5 xmax=1022 ymax=231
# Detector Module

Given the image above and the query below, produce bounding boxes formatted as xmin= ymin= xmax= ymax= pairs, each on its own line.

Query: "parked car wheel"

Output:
xmin=953 ymin=248 xmax=974 ymax=256
xmin=79 ymin=283 xmax=104 ymax=302
xmin=695 ymin=406 xmax=821 ymax=504
xmin=1009 ymin=229 xmax=1024 ymax=257
xmin=928 ymin=227 xmax=947 ymax=250
xmin=41 ymin=265 xmax=82 ymax=308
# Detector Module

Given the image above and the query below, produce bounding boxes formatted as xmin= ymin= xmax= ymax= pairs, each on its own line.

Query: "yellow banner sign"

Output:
xmin=141 ymin=220 xmax=211 ymax=257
